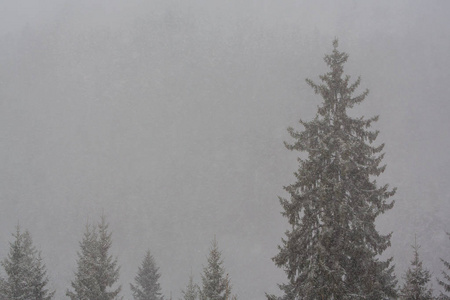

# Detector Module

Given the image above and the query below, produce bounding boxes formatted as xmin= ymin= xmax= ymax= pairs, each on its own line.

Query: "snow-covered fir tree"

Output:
xmin=268 ymin=40 xmax=397 ymax=300
xmin=200 ymin=237 xmax=234 ymax=300
xmin=130 ymin=250 xmax=164 ymax=300
xmin=30 ymin=252 xmax=55 ymax=300
xmin=438 ymin=233 xmax=450 ymax=299
xmin=66 ymin=223 xmax=99 ymax=299
xmin=0 ymin=226 xmax=54 ymax=300
xmin=181 ymin=273 xmax=198 ymax=300
xmin=97 ymin=216 xmax=122 ymax=300
xmin=67 ymin=216 xmax=121 ymax=300
xmin=400 ymin=238 xmax=433 ymax=300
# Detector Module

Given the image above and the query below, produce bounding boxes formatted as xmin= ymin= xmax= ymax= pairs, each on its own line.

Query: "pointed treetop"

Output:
xmin=323 ymin=38 xmax=349 ymax=77
xmin=200 ymin=237 xmax=234 ymax=300
xmin=400 ymin=236 xmax=433 ymax=300
xmin=130 ymin=250 xmax=163 ymax=300
xmin=181 ymin=272 xmax=198 ymax=300
xmin=1 ymin=226 xmax=55 ymax=300
xmin=67 ymin=216 xmax=121 ymax=300
xmin=332 ymin=38 xmax=338 ymax=49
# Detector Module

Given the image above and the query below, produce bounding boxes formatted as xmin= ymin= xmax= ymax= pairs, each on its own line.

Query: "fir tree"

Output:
xmin=30 ymin=252 xmax=55 ymax=300
xmin=67 ymin=216 xmax=122 ymax=300
xmin=181 ymin=273 xmax=198 ymax=300
xmin=67 ymin=223 xmax=100 ymax=299
xmin=97 ymin=216 xmax=122 ymax=300
xmin=199 ymin=237 xmax=233 ymax=300
xmin=268 ymin=40 xmax=397 ymax=299
xmin=400 ymin=238 xmax=433 ymax=300
xmin=0 ymin=226 xmax=55 ymax=300
xmin=438 ymin=233 xmax=450 ymax=299
xmin=130 ymin=250 xmax=164 ymax=300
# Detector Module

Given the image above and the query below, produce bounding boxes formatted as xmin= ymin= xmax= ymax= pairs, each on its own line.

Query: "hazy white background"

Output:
xmin=0 ymin=1 xmax=449 ymax=299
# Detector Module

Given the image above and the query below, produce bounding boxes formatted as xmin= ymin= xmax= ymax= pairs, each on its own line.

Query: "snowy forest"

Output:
xmin=0 ymin=1 xmax=450 ymax=299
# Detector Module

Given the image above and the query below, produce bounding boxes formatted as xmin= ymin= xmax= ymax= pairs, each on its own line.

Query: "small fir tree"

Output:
xmin=130 ymin=250 xmax=164 ymax=300
xmin=67 ymin=223 xmax=100 ymax=299
xmin=438 ymin=233 xmax=450 ymax=299
xmin=97 ymin=216 xmax=121 ymax=300
xmin=181 ymin=273 xmax=198 ymax=300
xmin=1 ymin=226 xmax=32 ymax=299
xmin=400 ymin=238 xmax=433 ymax=300
xmin=268 ymin=40 xmax=397 ymax=299
xmin=0 ymin=226 xmax=54 ymax=300
xmin=67 ymin=216 xmax=121 ymax=300
xmin=199 ymin=237 xmax=233 ymax=300
xmin=30 ymin=252 xmax=55 ymax=300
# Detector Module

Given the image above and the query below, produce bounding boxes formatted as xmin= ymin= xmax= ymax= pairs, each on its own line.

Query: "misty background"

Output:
xmin=0 ymin=0 xmax=449 ymax=299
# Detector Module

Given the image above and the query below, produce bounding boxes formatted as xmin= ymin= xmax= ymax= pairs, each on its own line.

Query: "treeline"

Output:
xmin=1 ymin=220 xmax=449 ymax=300
xmin=0 ymin=216 xmax=237 ymax=300
xmin=1 ymin=219 xmax=449 ymax=300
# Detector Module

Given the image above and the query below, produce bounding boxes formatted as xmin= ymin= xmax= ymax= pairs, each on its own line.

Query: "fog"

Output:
xmin=0 ymin=0 xmax=449 ymax=299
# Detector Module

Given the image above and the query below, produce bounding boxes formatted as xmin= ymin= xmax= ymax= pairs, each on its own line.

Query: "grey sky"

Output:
xmin=0 ymin=1 xmax=449 ymax=299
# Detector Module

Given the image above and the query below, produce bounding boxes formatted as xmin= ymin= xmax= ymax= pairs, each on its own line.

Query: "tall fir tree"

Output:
xmin=130 ymin=250 xmax=164 ymax=300
xmin=268 ymin=40 xmax=397 ymax=300
xmin=181 ymin=273 xmax=198 ymax=300
xmin=0 ymin=226 xmax=54 ymax=300
xmin=400 ymin=238 xmax=433 ymax=300
xmin=200 ymin=237 xmax=233 ymax=300
xmin=67 ymin=216 xmax=122 ymax=300
xmin=438 ymin=233 xmax=450 ymax=299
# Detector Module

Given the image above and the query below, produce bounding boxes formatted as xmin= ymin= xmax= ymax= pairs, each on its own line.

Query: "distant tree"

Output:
xmin=400 ymin=237 xmax=433 ymax=300
xmin=438 ymin=233 xmax=450 ymax=299
xmin=30 ymin=251 xmax=55 ymax=300
xmin=0 ymin=226 xmax=54 ymax=300
xmin=181 ymin=273 xmax=198 ymax=300
xmin=67 ymin=216 xmax=122 ymax=300
xmin=199 ymin=237 xmax=235 ymax=300
xmin=130 ymin=250 xmax=164 ymax=300
xmin=66 ymin=223 xmax=100 ymax=299
xmin=268 ymin=40 xmax=397 ymax=299
xmin=97 ymin=216 xmax=122 ymax=300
